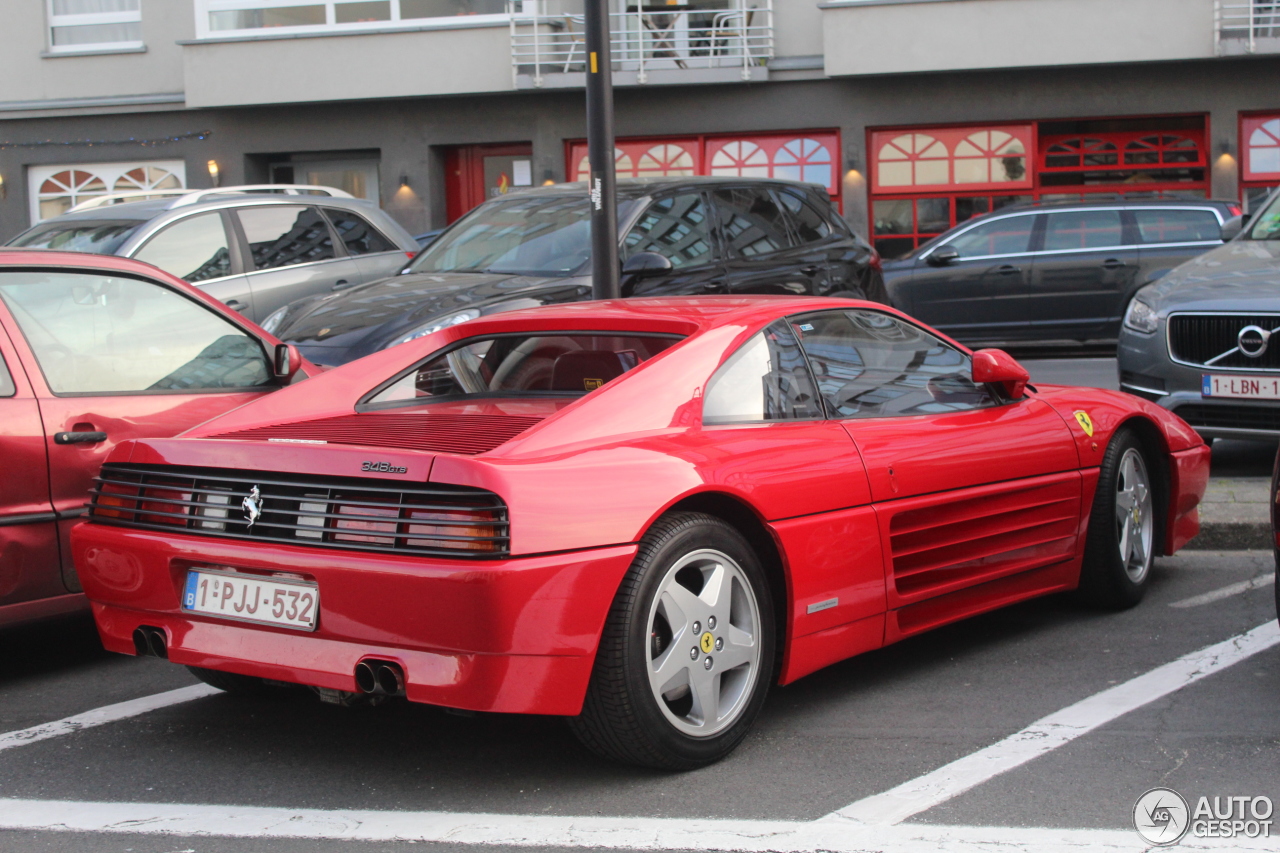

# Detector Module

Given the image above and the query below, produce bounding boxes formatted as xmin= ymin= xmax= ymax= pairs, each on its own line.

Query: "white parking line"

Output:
xmin=1170 ymin=573 xmax=1277 ymax=608
xmin=2 ymin=624 xmax=1279 ymax=850
xmin=0 ymin=684 xmax=217 ymax=754
xmin=822 ymin=620 xmax=1280 ymax=827
xmin=2 ymin=797 xmax=1279 ymax=851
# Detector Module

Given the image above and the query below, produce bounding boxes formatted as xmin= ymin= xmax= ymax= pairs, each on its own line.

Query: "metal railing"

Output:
xmin=1216 ymin=1 xmax=1280 ymax=53
xmin=511 ymin=0 xmax=772 ymax=86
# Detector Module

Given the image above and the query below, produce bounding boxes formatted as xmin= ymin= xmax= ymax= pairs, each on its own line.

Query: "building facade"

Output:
xmin=3 ymin=0 xmax=1279 ymax=258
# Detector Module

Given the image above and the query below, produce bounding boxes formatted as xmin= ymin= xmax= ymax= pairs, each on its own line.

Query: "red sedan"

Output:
xmin=0 ymin=250 xmax=311 ymax=629
xmin=72 ymin=296 xmax=1209 ymax=769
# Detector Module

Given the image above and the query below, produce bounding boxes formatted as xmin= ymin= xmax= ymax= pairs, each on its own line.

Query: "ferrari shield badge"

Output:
xmin=1073 ymin=411 xmax=1094 ymax=437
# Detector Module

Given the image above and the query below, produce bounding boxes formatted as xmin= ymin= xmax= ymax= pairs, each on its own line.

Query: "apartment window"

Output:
xmin=198 ymin=0 xmax=516 ymax=39
xmin=48 ymin=0 xmax=143 ymax=53
xmin=27 ymin=161 xmax=185 ymax=224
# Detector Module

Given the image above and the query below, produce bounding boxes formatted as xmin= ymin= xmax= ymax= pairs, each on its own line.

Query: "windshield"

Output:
xmin=1247 ymin=191 xmax=1280 ymax=240
xmin=9 ymin=220 xmax=145 ymax=255
xmin=365 ymin=333 xmax=682 ymax=407
xmin=407 ymin=194 xmax=632 ymax=277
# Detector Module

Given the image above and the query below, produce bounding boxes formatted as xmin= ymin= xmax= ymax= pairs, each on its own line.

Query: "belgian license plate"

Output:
xmin=182 ymin=568 xmax=318 ymax=631
xmin=1202 ymin=374 xmax=1280 ymax=400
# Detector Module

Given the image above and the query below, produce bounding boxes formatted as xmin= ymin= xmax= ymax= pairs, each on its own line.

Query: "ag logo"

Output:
xmin=241 ymin=485 xmax=262 ymax=529
xmin=700 ymin=632 xmax=715 ymax=654
xmin=1133 ymin=787 xmax=1190 ymax=846
xmin=1073 ymin=411 xmax=1094 ymax=437
xmin=583 ymin=378 xmax=604 ymax=391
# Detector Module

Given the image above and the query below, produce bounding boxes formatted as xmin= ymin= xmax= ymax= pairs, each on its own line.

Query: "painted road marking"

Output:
xmin=1 ymin=624 xmax=1278 ymax=849
xmin=0 ymin=684 xmax=217 ymax=754
xmin=822 ymin=620 xmax=1280 ymax=826
xmin=2 ymin=798 xmax=1279 ymax=851
xmin=1170 ymin=572 xmax=1276 ymax=608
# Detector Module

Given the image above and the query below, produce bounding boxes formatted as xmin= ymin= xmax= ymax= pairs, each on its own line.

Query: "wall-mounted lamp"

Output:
xmin=399 ymin=174 xmax=411 ymax=189
xmin=206 ymin=159 xmax=221 ymax=188
xmin=542 ymin=168 xmax=556 ymax=186
xmin=0 ymin=173 xmax=6 ymax=200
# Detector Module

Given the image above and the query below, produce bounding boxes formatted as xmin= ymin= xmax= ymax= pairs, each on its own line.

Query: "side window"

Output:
xmin=623 ymin=193 xmax=716 ymax=268
xmin=776 ymin=190 xmax=831 ymax=243
xmin=1134 ymin=209 xmax=1222 ymax=244
xmin=946 ymin=214 xmax=1036 ymax=258
xmin=133 ymin=213 xmax=232 ymax=283
xmin=1042 ymin=209 xmax=1124 ymax=251
xmin=703 ymin=321 xmax=822 ymax=424
xmin=235 ymin=205 xmax=336 ymax=271
xmin=324 ymin=208 xmax=397 ymax=255
xmin=712 ymin=187 xmax=796 ymax=257
xmin=793 ymin=309 xmax=995 ymax=418
xmin=0 ymin=271 xmax=272 ymax=395
xmin=0 ymin=352 xmax=14 ymax=397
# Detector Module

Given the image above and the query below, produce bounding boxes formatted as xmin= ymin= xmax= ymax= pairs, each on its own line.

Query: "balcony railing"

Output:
xmin=1216 ymin=1 xmax=1280 ymax=54
xmin=510 ymin=0 xmax=772 ymax=87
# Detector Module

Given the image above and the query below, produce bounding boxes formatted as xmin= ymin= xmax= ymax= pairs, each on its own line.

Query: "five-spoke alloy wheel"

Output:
xmin=1080 ymin=428 xmax=1159 ymax=609
xmin=570 ymin=512 xmax=775 ymax=769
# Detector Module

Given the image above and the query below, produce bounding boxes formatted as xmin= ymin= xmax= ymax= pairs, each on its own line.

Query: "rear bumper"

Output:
xmin=73 ymin=522 xmax=635 ymax=715
xmin=1167 ymin=444 xmax=1211 ymax=555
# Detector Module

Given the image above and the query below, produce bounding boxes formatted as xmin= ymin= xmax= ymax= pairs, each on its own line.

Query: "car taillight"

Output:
xmin=138 ymin=481 xmax=191 ymax=526
xmin=403 ymin=506 xmax=503 ymax=553
xmin=93 ymin=482 xmax=139 ymax=520
xmin=1229 ymin=205 xmax=1242 ymax=217
xmin=332 ymin=502 xmax=399 ymax=546
xmin=869 ymin=249 xmax=882 ymax=272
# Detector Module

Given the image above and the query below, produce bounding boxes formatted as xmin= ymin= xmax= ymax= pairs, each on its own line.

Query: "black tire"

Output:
xmin=186 ymin=665 xmax=271 ymax=695
xmin=568 ymin=512 xmax=776 ymax=770
xmin=1078 ymin=428 xmax=1158 ymax=610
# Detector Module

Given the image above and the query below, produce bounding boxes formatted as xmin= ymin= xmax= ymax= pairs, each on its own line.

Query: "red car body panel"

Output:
xmin=0 ymin=250 xmax=312 ymax=628
xmin=72 ymin=296 xmax=1211 ymax=712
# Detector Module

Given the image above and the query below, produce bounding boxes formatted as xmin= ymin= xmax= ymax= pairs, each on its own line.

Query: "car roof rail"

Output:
xmin=67 ymin=189 xmax=192 ymax=212
xmin=167 ymin=184 xmax=356 ymax=208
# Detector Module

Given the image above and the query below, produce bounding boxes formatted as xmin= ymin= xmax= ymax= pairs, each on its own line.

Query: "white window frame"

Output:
xmin=47 ymin=0 xmax=144 ymax=54
xmin=194 ymin=0 xmax=536 ymax=40
xmin=28 ymin=160 xmax=187 ymax=225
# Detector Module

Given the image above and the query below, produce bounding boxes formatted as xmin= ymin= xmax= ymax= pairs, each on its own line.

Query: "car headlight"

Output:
xmin=259 ymin=305 xmax=290 ymax=335
xmin=386 ymin=309 xmax=481 ymax=349
xmin=1123 ymin=298 xmax=1159 ymax=334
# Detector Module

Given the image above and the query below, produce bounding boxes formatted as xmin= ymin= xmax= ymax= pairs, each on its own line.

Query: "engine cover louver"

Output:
xmin=211 ymin=412 xmax=545 ymax=455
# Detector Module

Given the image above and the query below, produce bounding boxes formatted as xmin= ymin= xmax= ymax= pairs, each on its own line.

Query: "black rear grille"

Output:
xmin=87 ymin=464 xmax=509 ymax=559
xmin=1168 ymin=313 xmax=1280 ymax=369
xmin=1172 ymin=403 xmax=1280 ymax=433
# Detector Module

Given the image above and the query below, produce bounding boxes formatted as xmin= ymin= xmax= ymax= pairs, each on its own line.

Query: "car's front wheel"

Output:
xmin=1079 ymin=428 xmax=1157 ymax=609
xmin=569 ymin=512 xmax=775 ymax=770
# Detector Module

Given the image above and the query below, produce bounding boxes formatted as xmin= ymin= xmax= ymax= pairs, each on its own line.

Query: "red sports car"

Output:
xmin=72 ymin=296 xmax=1209 ymax=769
xmin=0 ymin=250 xmax=312 ymax=630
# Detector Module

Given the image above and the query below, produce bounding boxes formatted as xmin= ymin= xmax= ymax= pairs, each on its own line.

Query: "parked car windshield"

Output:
xmin=407 ymin=195 xmax=631 ymax=277
xmin=365 ymin=332 xmax=682 ymax=407
xmin=9 ymin=220 xmax=145 ymax=255
xmin=1246 ymin=192 xmax=1280 ymax=240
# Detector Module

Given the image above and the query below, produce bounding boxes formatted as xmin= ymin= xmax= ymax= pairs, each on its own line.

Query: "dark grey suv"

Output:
xmin=7 ymin=186 xmax=418 ymax=324
xmin=1118 ymin=189 xmax=1280 ymax=440
xmin=883 ymin=198 xmax=1239 ymax=347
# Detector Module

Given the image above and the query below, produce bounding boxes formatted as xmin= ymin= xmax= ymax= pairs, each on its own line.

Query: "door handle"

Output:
xmin=996 ymin=264 xmax=1021 ymax=275
xmin=800 ymin=264 xmax=819 ymax=275
xmin=55 ymin=431 xmax=107 ymax=445
xmin=224 ymin=299 xmax=248 ymax=312
xmin=331 ymin=279 xmax=354 ymax=290
xmin=1101 ymin=259 xmax=1126 ymax=269
xmin=703 ymin=281 xmax=729 ymax=294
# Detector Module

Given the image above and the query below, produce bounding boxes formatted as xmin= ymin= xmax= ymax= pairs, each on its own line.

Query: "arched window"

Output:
xmin=710 ymin=140 xmax=769 ymax=177
xmin=772 ymin=137 xmax=833 ymax=186
xmin=114 ymin=165 xmax=184 ymax=194
xmin=1043 ymin=137 xmax=1119 ymax=169
xmin=38 ymin=169 xmax=108 ymax=221
xmin=1248 ymin=118 xmax=1280 ymax=176
xmin=954 ymin=131 xmax=1026 ymax=184
xmin=575 ymin=148 xmax=635 ymax=181
xmin=876 ymin=133 xmax=948 ymax=188
xmin=636 ymin=144 xmax=695 ymax=177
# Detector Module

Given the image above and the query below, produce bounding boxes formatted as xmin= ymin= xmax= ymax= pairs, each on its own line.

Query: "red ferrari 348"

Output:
xmin=73 ymin=296 xmax=1209 ymax=769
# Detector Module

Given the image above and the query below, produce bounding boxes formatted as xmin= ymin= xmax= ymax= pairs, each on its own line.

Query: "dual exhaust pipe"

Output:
xmin=132 ymin=626 xmax=168 ymax=659
xmin=354 ymin=659 xmax=405 ymax=697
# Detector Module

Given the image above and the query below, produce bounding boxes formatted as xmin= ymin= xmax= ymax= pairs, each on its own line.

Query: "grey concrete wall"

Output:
xmin=1 ymin=55 xmax=1275 ymax=242
xmin=0 ymin=0 xmax=189 ymax=105
xmin=822 ymin=0 xmax=1216 ymax=77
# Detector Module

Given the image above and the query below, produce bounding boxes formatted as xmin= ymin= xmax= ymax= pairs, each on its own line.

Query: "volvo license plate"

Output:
xmin=1201 ymin=374 xmax=1280 ymax=400
xmin=182 ymin=568 xmax=318 ymax=631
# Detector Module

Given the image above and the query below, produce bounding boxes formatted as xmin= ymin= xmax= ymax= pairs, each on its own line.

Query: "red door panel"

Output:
xmin=0 ymin=323 xmax=62 ymax=607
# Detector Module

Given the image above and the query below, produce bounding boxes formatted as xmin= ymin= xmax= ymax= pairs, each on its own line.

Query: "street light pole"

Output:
xmin=584 ymin=0 xmax=620 ymax=300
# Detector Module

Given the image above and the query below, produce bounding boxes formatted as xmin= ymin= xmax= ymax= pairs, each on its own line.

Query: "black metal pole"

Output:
xmin=584 ymin=0 xmax=620 ymax=300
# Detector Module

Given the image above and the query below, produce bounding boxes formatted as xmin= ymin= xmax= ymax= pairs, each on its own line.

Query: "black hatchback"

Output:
xmin=882 ymin=198 xmax=1240 ymax=348
xmin=267 ymin=177 xmax=885 ymax=366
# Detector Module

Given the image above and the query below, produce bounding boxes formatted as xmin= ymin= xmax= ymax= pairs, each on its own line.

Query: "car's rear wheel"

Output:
xmin=569 ymin=512 xmax=775 ymax=770
xmin=1079 ymin=428 xmax=1157 ymax=609
xmin=186 ymin=665 xmax=270 ymax=695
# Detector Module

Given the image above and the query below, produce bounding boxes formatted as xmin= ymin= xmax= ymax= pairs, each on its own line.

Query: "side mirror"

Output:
xmin=926 ymin=246 xmax=960 ymax=267
xmin=273 ymin=342 xmax=302 ymax=382
xmin=971 ymin=348 xmax=1029 ymax=399
xmin=622 ymin=251 xmax=674 ymax=279
xmin=1220 ymin=213 xmax=1251 ymax=242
